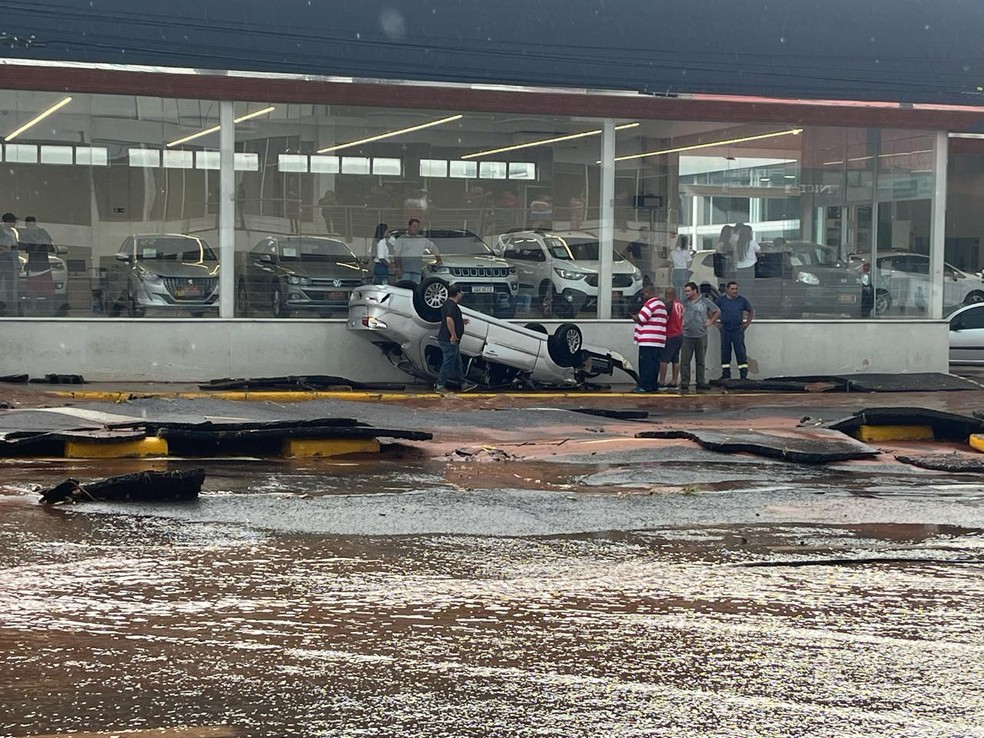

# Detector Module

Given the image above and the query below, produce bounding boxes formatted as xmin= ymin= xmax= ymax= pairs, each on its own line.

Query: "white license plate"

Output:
xmin=472 ymin=285 xmax=495 ymax=294
xmin=837 ymin=294 xmax=857 ymax=303
xmin=174 ymin=286 xmax=202 ymax=298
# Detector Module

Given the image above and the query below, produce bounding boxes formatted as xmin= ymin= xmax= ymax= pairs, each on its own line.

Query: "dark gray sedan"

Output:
xmin=236 ymin=236 xmax=368 ymax=318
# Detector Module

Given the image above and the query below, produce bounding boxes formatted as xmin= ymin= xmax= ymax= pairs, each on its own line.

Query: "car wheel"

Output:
xmin=875 ymin=289 xmax=892 ymax=315
xmin=236 ymin=280 xmax=250 ymax=316
xmin=414 ymin=277 xmax=449 ymax=322
xmin=965 ymin=291 xmax=984 ymax=305
xmin=547 ymin=323 xmax=583 ymax=368
xmin=272 ymin=286 xmax=288 ymax=318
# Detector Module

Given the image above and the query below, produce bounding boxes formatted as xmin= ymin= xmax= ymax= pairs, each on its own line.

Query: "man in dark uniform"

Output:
xmin=714 ymin=281 xmax=754 ymax=380
xmin=436 ymin=284 xmax=478 ymax=393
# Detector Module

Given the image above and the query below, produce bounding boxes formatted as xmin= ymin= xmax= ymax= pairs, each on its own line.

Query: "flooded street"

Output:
xmin=2 ymin=455 xmax=984 ymax=737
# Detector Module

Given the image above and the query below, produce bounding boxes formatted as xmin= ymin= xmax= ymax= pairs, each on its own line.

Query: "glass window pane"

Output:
xmin=235 ymin=152 xmax=259 ymax=171
xmin=196 ymin=151 xmax=220 ymax=170
xmin=6 ymin=144 xmax=38 ymax=163
xmin=128 ymin=148 xmax=160 ymax=168
xmin=76 ymin=146 xmax=108 ymax=166
xmin=309 ymin=155 xmax=339 ymax=173
xmin=449 ymin=160 xmax=477 ymax=178
xmin=420 ymin=159 xmax=448 ymax=177
xmin=163 ymin=150 xmax=194 ymax=169
xmin=278 ymin=154 xmax=308 ymax=172
xmin=508 ymin=162 xmax=536 ymax=179
xmin=341 ymin=156 xmax=370 ymax=174
xmin=479 ymin=161 xmax=508 ymax=179
xmin=40 ymin=145 xmax=74 ymax=165
xmin=372 ymin=157 xmax=402 ymax=176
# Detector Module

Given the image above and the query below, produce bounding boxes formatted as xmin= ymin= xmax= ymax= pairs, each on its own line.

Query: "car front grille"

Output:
xmin=163 ymin=277 xmax=218 ymax=300
xmin=308 ymin=278 xmax=363 ymax=288
xmin=584 ymin=274 xmax=634 ymax=288
xmin=449 ymin=267 xmax=510 ymax=278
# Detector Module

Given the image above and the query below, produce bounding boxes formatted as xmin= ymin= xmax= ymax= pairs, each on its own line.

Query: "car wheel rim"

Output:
xmin=875 ymin=292 xmax=890 ymax=313
xmin=565 ymin=330 xmax=581 ymax=354
xmin=424 ymin=284 xmax=448 ymax=308
xmin=969 ymin=293 xmax=984 ymax=304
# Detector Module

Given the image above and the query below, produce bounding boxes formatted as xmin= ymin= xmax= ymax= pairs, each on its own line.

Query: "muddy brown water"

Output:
xmin=2 ymin=456 xmax=984 ymax=737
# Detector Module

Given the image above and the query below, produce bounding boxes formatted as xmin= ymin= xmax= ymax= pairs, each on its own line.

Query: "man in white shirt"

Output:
xmin=392 ymin=218 xmax=440 ymax=284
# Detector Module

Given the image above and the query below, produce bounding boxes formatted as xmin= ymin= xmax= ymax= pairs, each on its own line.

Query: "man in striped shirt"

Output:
xmin=632 ymin=284 xmax=668 ymax=393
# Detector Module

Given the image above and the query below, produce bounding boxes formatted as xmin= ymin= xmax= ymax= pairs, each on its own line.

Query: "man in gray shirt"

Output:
xmin=679 ymin=281 xmax=720 ymax=394
xmin=392 ymin=218 xmax=440 ymax=284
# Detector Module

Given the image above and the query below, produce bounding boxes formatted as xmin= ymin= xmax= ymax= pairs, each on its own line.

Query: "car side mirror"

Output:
xmin=55 ymin=245 xmax=69 ymax=255
xmin=257 ymin=253 xmax=274 ymax=264
xmin=115 ymin=252 xmax=132 ymax=263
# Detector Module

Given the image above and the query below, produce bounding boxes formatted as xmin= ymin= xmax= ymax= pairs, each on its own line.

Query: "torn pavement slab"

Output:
xmin=635 ymin=427 xmax=878 ymax=463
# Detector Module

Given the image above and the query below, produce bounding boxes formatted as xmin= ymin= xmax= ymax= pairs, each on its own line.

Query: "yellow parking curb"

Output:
xmin=49 ymin=389 xmax=767 ymax=403
xmin=281 ymin=438 xmax=381 ymax=457
xmin=855 ymin=424 xmax=935 ymax=442
xmin=64 ymin=437 xmax=169 ymax=459
xmin=969 ymin=434 xmax=984 ymax=453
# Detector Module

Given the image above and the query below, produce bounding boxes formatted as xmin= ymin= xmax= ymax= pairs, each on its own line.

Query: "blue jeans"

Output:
xmin=372 ymin=262 xmax=389 ymax=285
xmin=720 ymin=327 xmax=748 ymax=378
xmin=636 ymin=345 xmax=661 ymax=391
xmin=438 ymin=340 xmax=467 ymax=387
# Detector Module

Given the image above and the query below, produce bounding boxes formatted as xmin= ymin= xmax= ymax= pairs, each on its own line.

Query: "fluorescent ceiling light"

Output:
xmin=462 ymin=122 xmax=639 ymax=159
xmin=166 ymin=106 xmax=276 ymax=147
xmin=317 ymin=114 xmax=463 ymax=154
xmin=4 ymin=96 xmax=72 ymax=141
xmin=615 ymin=128 xmax=803 ymax=162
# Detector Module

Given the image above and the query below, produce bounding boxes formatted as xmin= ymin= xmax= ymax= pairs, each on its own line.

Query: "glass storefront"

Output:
xmin=0 ymin=88 xmax=955 ymax=322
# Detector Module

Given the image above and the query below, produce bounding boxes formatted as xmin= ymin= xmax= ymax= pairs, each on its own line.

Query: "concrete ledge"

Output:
xmin=856 ymin=425 xmax=935 ymax=442
xmin=64 ymin=437 xmax=169 ymax=458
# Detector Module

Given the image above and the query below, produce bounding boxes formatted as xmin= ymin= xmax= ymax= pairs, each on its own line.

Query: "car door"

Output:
xmin=949 ymin=304 xmax=984 ymax=365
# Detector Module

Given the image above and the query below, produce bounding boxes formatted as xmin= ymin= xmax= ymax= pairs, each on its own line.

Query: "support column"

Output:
xmin=219 ymin=100 xmax=235 ymax=318
xmin=929 ymin=130 xmax=948 ymax=321
xmin=598 ymin=119 xmax=616 ymax=319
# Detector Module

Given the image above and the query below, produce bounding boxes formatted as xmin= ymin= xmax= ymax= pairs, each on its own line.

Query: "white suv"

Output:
xmin=494 ymin=230 xmax=643 ymax=317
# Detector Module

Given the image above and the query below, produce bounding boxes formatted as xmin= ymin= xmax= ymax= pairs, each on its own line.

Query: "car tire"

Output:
xmin=547 ymin=323 xmax=583 ymax=368
xmin=272 ymin=285 xmax=288 ymax=318
xmin=236 ymin=280 xmax=251 ymax=317
xmin=875 ymin=289 xmax=892 ymax=315
xmin=965 ymin=291 xmax=984 ymax=305
xmin=414 ymin=277 xmax=450 ymax=322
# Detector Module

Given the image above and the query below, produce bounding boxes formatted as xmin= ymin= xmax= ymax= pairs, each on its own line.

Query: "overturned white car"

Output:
xmin=347 ymin=284 xmax=636 ymax=388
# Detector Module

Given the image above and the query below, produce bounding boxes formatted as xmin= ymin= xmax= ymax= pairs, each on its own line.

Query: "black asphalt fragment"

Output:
xmin=635 ymin=428 xmax=878 ymax=464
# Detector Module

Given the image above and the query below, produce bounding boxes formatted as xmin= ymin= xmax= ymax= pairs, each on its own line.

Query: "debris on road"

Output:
xmin=39 ymin=468 xmax=205 ymax=504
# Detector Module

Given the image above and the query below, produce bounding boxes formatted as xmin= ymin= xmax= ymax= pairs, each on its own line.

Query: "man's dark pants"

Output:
xmin=637 ymin=345 xmax=661 ymax=391
xmin=680 ymin=334 xmax=708 ymax=388
xmin=719 ymin=327 xmax=748 ymax=379
xmin=438 ymin=340 xmax=466 ymax=387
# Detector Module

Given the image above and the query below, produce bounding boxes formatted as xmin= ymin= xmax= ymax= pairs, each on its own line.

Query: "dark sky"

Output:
xmin=1 ymin=0 xmax=982 ymax=104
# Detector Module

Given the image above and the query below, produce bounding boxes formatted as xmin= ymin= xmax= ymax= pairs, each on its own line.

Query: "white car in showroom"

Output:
xmin=347 ymin=283 xmax=636 ymax=388
xmin=493 ymin=230 xmax=643 ymax=318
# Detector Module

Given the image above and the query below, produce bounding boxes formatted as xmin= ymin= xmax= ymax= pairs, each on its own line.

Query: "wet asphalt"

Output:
xmin=2 ymin=390 xmax=984 ymax=736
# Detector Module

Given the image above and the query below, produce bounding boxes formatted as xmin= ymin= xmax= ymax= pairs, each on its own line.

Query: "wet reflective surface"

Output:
xmin=2 ymin=457 xmax=984 ymax=737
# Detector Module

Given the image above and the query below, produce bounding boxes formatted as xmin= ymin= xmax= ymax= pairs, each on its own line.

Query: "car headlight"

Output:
xmin=136 ymin=266 xmax=162 ymax=284
xmin=508 ymin=265 xmax=517 ymax=274
xmin=554 ymin=267 xmax=588 ymax=281
xmin=797 ymin=271 xmax=820 ymax=286
xmin=632 ymin=269 xmax=642 ymax=282
xmin=287 ymin=275 xmax=311 ymax=286
xmin=50 ymin=261 xmax=66 ymax=272
xmin=427 ymin=264 xmax=450 ymax=274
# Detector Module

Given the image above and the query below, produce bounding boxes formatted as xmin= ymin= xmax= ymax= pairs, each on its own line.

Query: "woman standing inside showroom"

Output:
xmin=371 ymin=223 xmax=391 ymax=285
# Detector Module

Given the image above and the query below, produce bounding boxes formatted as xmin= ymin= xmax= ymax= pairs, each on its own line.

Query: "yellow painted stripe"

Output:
xmin=64 ymin=437 xmax=169 ymax=459
xmin=969 ymin=434 xmax=984 ymax=453
xmin=48 ymin=389 xmax=750 ymax=403
xmin=855 ymin=425 xmax=934 ymax=442
xmin=281 ymin=438 xmax=381 ymax=458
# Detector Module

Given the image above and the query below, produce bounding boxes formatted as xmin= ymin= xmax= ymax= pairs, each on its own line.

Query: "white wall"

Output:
xmin=0 ymin=318 xmax=949 ymax=384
